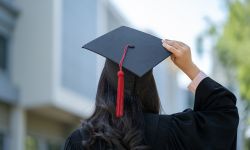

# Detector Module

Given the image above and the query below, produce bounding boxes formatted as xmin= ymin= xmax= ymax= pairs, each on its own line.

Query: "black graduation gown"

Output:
xmin=64 ymin=77 xmax=239 ymax=150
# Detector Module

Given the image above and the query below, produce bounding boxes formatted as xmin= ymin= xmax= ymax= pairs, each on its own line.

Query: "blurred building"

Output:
xmin=0 ymin=0 xmax=187 ymax=150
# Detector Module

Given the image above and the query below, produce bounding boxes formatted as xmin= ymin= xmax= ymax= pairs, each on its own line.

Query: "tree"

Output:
xmin=216 ymin=0 xmax=250 ymax=101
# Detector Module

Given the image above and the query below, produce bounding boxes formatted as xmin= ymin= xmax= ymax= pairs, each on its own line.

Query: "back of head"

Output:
xmin=101 ymin=59 xmax=160 ymax=113
xmin=81 ymin=59 xmax=160 ymax=150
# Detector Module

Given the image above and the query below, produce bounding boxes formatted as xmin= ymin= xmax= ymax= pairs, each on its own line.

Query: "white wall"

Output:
xmin=153 ymin=60 xmax=185 ymax=114
xmin=61 ymin=0 xmax=99 ymax=100
xmin=11 ymin=0 xmax=56 ymax=106
xmin=10 ymin=0 xmax=96 ymax=117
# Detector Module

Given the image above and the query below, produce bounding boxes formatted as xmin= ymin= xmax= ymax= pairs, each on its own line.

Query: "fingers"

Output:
xmin=161 ymin=39 xmax=195 ymax=78
xmin=170 ymin=55 xmax=176 ymax=61
xmin=162 ymin=39 xmax=190 ymax=56
xmin=177 ymin=41 xmax=186 ymax=47
xmin=162 ymin=39 xmax=182 ymax=57
xmin=162 ymin=42 xmax=178 ymax=55
xmin=166 ymin=40 xmax=182 ymax=49
xmin=162 ymin=39 xmax=186 ymax=49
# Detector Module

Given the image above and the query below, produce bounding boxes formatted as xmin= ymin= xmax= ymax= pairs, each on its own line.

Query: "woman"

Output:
xmin=64 ymin=39 xmax=239 ymax=150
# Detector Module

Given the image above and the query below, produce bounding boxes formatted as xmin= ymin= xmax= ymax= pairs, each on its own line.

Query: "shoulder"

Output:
xmin=144 ymin=113 xmax=173 ymax=130
xmin=64 ymin=129 xmax=84 ymax=150
xmin=144 ymin=113 xmax=181 ymax=149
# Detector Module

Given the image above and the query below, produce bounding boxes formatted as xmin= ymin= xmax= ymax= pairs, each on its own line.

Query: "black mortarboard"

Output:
xmin=82 ymin=26 xmax=171 ymax=77
xmin=82 ymin=26 xmax=171 ymax=118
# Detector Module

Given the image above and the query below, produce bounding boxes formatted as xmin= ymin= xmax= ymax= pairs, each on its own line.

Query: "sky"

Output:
xmin=110 ymin=0 xmax=227 ymax=87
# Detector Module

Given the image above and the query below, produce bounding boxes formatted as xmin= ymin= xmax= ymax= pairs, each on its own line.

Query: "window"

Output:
xmin=47 ymin=140 xmax=64 ymax=150
xmin=47 ymin=142 xmax=63 ymax=150
xmin=25 ymin=135 xmax=38 ymax=150
xmin=0 ymin=36 xmax=8 ymax=70
xmin=25 ymin=135 xmax=64 ymax=150
xmin=0 ymin=133 xmax=4 ymax=150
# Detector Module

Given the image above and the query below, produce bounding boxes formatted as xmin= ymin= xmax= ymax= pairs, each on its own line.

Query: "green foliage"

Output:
xmin=216 ymin=0 xmax=250 ymax=100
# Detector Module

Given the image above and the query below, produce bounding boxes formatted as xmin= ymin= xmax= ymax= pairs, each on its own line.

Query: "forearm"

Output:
xmin=182 ymin=63 xmax=200 ymax=80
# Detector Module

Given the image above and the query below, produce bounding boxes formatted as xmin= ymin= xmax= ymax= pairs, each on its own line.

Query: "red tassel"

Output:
xmin=116 ymin=70 xmax=124 ymax=117
xmin=115 ymin=44 xmax=134 ymax=118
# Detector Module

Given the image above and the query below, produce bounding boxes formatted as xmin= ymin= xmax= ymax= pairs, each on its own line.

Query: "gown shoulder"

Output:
xmin=153 ymin=77 xmax=239 ymax=150
xmin=64 ymin=129 xmax=84 ymax=150
xmin=64 ymin=77 xmax=239 ymax=150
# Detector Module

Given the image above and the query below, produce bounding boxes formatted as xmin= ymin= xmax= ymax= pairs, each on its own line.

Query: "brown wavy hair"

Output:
xmin=81 ymin=59 xmax=160 ymax=150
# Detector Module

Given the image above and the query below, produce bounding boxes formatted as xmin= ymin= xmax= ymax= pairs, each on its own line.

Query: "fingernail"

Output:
xmin=161 ymin=39 xmax=165 ymax=43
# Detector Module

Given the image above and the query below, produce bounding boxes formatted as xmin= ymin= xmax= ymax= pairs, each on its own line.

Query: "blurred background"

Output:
xmin=0 ymin=0 xmax=249 ymax=149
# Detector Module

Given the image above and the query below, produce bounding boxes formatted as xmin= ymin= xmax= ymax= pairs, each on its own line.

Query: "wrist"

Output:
xmin=183 ymin=63 xmax=200 ymax=80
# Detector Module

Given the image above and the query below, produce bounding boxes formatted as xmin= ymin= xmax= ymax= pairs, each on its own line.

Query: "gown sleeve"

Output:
xmin=157 ymin=77 xmax=239 ymax=150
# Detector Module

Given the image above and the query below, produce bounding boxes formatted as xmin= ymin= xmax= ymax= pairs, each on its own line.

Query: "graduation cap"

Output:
xmin=82 ymin=26 xmax=171 ymax=118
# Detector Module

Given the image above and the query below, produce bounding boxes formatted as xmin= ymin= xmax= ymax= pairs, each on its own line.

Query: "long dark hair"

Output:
xmin=81 ymin=59 xmax=160 ymax=150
